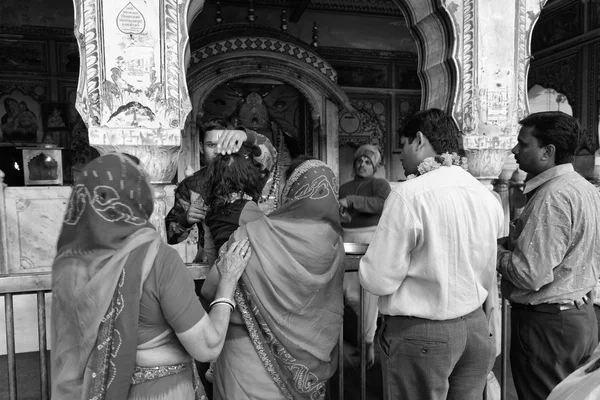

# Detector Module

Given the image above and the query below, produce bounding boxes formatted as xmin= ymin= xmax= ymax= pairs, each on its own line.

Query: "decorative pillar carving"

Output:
xmin=73 ymin=0 xmax=195 ymax=239
xmin=395 ymin=0 xmax=546 ymax=189
xmin=449 ymin=0 xmax=547 ymax=190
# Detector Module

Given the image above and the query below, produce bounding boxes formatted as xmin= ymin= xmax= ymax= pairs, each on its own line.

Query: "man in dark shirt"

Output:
xmin=165 ymin=118 xmax=275 ymax=264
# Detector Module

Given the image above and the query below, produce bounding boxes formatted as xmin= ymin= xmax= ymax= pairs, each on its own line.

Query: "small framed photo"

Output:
xmin=0 ymin=40 xmax=48 ymax=73
xmin=0 ymin=92 xmax=43 ymax=144
xmin=41 ymin=103 xmax=71 ymax=133
xmin=394 ymin=94 xmax=421 ymax=151
xmin=57 ymin=42 xmax=80 ymax=76
xmin=330 ymin=61 xmax=391 ymax=88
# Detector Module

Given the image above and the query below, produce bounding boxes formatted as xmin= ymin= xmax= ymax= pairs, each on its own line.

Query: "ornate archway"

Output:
xmin=390 ymin=0 xmax=458 ymax=115
xmin=186 ymin=25 xmax=353 ymax=174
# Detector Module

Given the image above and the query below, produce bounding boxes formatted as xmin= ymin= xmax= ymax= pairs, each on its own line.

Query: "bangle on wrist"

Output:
xmin=210 ymin=297 xmax=235 ymax=313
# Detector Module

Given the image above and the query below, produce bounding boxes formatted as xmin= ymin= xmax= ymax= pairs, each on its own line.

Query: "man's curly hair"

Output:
xmin=203 ymin=152 xmax=266 ymax=215
xmin=398 ymin=108 xmax=463 ymax=155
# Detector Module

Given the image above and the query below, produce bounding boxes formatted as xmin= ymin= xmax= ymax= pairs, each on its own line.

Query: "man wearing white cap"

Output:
xmin=339 ymin=144 xmax=391 ymax=368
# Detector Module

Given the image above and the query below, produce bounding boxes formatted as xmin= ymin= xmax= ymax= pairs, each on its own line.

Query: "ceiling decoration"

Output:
xmin=211 ymin=0 xmax=404 ymax=18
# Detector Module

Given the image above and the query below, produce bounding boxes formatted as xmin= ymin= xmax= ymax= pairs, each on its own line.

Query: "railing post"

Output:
xmin=37 ymin=291 xmax=49 ymax=400
xmin=342 ymin=243 xmax=368 ymax=400
xmin=5 ymin=293 xmax=17 ymax=400
xmin=500 ymin=296 xmax=510 ymax=400
xmin=338 ymin=316 xmax=344 ymax=399
xmin=359 ymin=286 xmax=366 ymax=400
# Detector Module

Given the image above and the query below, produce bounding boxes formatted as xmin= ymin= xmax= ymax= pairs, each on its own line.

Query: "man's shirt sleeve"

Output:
xmin=497 ymin=193 xmax=571 ymax=291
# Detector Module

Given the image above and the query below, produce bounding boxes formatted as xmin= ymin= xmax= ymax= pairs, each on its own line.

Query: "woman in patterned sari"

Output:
xmin=51 ymin=153 xmax=251 ymax=400
xmin=203 ymin=158 xmax=346 ymax=399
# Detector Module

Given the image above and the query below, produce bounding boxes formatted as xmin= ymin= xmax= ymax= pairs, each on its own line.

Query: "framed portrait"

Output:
xmin=593 ymin=2 xmax=600 ymax=30
xmin=0 ymin=92 xmax=43 ymax=145
xmin=531 ymin=1 xmax=581 ymax=53
xmin=395 ymin=94 xmax=421 ymax=151
xmin=41 ymin=103 xmax=71 ymax=133
xmin=57 ymin=42 xmax=80 ymax=76
xmin=0 ymin=40 xmax=48 ymax=73
xmin=59 ymin=81 xmax=80 ymax=126
xmin=330 ymin=62 xmax=391 ymax=88
xmin=396 ymin=65 xmax=421 ymax=90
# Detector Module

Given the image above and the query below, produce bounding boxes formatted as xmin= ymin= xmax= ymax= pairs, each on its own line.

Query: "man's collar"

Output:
xmin=523 ymin=164 xmax=574 ymax=194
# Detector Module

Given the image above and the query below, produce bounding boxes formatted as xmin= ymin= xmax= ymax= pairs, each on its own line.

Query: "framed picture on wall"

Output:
xmin=57 ymin=42 xmax=80 ymax=76
xmin=396 ymin=65 xmax=421 ymax=90
xmin=0 ymin=40 xmax=48 ymax=73
xmin=394 ymin=94 xmax=421 ymax=151
xmin=0 ymin=92 xmax=44 ymax=145
xmin=59 ymin=81 xmax=80 ymax=126
xmin=41 ymin=102 xmax=71 ymax=133
xmin=330 ymin=62 xmax=391 ymax=88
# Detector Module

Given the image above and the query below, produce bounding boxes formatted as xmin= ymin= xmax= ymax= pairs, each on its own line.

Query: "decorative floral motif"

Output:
xmin=406 ymin=152 xmax=469 ymax=180
xmin=235 ymin=285 xmax=327 ymax=399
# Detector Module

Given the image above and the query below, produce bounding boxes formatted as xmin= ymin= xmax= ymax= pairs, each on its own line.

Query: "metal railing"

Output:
xmin=0 ymin=273 xmax=52 ymax=400
xmin=1 ymin=249 xmax=513 ymax=400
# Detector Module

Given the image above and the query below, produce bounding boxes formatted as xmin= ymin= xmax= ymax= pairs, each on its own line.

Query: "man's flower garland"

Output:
xmin=406 ymin=152 xmax=469 ymax=180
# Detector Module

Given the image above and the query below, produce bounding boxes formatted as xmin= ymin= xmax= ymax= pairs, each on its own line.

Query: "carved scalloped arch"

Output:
xmin=187 ymin=51 xmax=354 ymax=118
xmin=390 ymin=0 xmax=459 ymax=114
xmin=190 ymin=67 xmax=321 ymax=123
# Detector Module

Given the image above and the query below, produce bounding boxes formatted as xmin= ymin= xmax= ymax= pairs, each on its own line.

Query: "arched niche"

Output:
xmin=186 ymin=32 xmax=354 ymax=175
xmin=528 ymin=84 xmax=573 ymax=115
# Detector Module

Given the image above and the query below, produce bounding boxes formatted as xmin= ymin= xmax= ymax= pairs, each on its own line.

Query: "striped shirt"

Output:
xmin=497 ymin=164 xmax=600 ymax=305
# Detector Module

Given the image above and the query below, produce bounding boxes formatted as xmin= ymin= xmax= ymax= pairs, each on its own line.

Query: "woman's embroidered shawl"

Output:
xmin=51 ymin=153 xmax=160 ymax=400
xmin=232 ymin=160 xmax=346 ymax=400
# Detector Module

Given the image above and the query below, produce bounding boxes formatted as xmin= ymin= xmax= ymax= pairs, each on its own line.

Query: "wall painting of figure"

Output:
xmin=0 ymin=92 xmax=43 ymax=145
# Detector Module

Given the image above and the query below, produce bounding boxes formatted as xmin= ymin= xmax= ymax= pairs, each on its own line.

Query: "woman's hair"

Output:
xmin=203 ymin=152 xmax=265 ymax=215
xmin=285 ymin=155 xmax=317 ymax=180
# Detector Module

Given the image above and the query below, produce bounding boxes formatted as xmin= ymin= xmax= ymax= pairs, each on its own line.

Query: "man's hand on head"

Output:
xmin=216 ymin=129 xmax=248 ymax=155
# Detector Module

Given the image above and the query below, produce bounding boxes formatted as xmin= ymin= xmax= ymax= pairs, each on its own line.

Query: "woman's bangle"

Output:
xmin=210 ymin=297 xmax=235 ymax=313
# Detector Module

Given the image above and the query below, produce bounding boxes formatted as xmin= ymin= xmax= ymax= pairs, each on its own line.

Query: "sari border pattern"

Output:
xmin=236 ymin=284 xmax=328 ymax=400
xmin=88 ymin=269 xmax=126 ymax=400
xmin=235 ymin=286 xmax=294 ymax=400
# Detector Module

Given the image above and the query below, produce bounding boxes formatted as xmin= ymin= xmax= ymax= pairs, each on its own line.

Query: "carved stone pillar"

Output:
xmin=447 ymin=0 xmax=547 ymax=188
xmin=393 ymin=0 xmax=547 ymax=189
xmin=73 ymin=0 xmax=194 ymax=239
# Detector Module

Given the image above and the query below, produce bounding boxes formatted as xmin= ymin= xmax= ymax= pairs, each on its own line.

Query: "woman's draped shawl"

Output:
xmin=51 ymin=153 xmax=160 ymax=400
xmin=232 ymin=160 xmax=346 ymax=400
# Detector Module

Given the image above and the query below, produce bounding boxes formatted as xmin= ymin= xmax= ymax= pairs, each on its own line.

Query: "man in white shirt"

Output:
xmin=359 ymin=108 xmax=504 ymax=400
